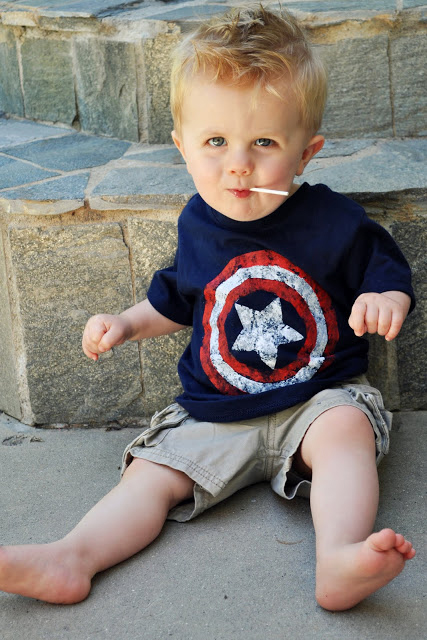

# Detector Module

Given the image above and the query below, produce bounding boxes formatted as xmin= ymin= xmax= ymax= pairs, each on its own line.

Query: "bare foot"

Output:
xmin=316 ymin=528 xmax=416 ymax=611
xmin=0 ymin=541 xmax=92 ymax=604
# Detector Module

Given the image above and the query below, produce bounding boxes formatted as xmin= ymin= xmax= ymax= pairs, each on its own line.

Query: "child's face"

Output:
xmin=172 ymin=75 xmax=324 ymax=222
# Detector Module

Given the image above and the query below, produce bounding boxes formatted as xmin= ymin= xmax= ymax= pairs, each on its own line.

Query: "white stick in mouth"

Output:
xmin=249 ymin=187 xmax=289 ymax=196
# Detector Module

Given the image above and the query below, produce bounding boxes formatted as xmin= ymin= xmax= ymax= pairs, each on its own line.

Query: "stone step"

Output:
xmin=0 ymin=1 xmax=426 ymax=143
xmin=0 ymin=116 xmax=425 ymax=426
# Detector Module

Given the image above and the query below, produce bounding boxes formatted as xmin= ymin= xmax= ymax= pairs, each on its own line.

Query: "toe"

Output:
xmin=395 ymin=533 xmax=405 ymax=548
xmin=369 ymin=528 xmax=397 ymax=552
xmin=396 ymin=538 xmax=411 ymax=554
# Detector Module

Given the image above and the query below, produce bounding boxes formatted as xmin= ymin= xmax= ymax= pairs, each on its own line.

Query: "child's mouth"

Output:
xmin=229 ymin=189 xmax=251 ymax=199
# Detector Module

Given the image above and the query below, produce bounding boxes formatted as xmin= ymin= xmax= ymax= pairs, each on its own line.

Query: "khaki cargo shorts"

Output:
xmin=121 ymin=377 xmax=391 ymax=522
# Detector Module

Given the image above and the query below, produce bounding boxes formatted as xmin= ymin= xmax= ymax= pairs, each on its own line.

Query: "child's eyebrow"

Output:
xmin=198 ymin=128 xmax=224 ymax=137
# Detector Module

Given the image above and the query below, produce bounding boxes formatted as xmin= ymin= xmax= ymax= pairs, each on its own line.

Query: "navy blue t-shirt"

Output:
xmin=148 ymin=183 xmax=414 ymax=422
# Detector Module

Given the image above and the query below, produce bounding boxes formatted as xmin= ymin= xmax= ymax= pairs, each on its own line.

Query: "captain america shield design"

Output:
xmin=200 ymin=250 xmax=339 ymax=395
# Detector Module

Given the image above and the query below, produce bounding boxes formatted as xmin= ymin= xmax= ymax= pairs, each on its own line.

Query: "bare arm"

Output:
xmin=82 ymin=299 xmax=187 ymax=361
xmin=348 ymin=290 xmax=411 ymax=342
xmin=119 ymin=299 xmax=187 ymax=341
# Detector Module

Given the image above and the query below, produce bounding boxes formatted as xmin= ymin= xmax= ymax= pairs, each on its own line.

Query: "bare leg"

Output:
xmin=0 ymin=459 xmax=194 ymax=604
xmin=298 ymin=406 xmax=415 ymax=611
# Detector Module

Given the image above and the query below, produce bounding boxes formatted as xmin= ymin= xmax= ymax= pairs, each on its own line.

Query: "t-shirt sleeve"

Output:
xmin=345 ymin=213 xmax=415 ymax=312
xmin=147 ymin=248 xmax=195 ymax=326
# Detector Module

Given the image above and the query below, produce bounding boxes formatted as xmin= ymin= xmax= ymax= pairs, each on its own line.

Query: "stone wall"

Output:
xmin=0 ymin=1 xmax=426 ymax=142
xmin=0 ymin=120 xmax=425 ymax=425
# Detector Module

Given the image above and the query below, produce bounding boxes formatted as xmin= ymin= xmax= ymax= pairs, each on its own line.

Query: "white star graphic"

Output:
xmin=232 ymin=297 xmax=304 ymax=370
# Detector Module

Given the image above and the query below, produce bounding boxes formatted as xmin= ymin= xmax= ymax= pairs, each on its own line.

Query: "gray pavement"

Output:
xmin=0 ymin=410 xmax=425 ymax=640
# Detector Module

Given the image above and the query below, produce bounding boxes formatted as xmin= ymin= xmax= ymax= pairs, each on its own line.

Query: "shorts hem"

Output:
xmin=126 ymin=446 xmax=225 ymax=497
xmin=125 ymin=447 xmax=217 ymax=522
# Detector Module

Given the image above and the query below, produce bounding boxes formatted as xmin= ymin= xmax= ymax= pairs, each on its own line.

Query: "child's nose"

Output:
xmin=226 ymin=150 xmax=254 ymax=176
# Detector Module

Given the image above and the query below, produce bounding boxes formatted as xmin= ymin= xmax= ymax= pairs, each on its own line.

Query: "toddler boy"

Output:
xmin=0 ymin=5 xmax=416 ymax=610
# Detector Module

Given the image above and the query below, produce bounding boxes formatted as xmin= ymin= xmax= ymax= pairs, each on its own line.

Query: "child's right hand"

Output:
xmin=82 ymin=314 xmax=132 ymax=361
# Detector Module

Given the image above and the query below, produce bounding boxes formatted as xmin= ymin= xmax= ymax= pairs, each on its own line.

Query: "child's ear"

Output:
xmin=171 ymin=130 xmax=186 ymax=162
xmin=296 ymin=134 xmax=325 ymax=176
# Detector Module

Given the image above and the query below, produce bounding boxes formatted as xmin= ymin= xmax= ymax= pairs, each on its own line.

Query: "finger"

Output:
xmin=82 ymin=346 xmax=99 ymax=362
xmin=348 ymin=299 xmax=367 ymax=336
xmin=377 ymin=305 xmax=392 ymax=337
xmin=364 ymin=303 xmax=379 ymax=334
xmin=385 ymin=308 xmax=404 ymax=341
xmin=82 ymin=317 xmax=109 ymax=358
xmin=86 ymin=317 xmax=109 ymax=348
xmin=82 ymin=333 xmax=101 ymax=361
xmin=97 ymin=323 xmax=126 ymax=352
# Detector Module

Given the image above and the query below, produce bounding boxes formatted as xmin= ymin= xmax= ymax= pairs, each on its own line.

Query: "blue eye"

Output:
xmin=255 ymin=138 xmax=273 ymax=147
xmin=208 ymin=137 xmax=226 ymax=147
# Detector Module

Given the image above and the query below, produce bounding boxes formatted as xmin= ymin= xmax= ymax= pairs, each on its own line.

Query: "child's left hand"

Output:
xmin=348 ymin=291 xmax=411 ymax=341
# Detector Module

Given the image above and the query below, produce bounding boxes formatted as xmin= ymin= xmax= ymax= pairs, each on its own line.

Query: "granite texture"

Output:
xmin=143 ymin=32 xmax=180 ymax=144
xmin=0 ymin=231 xmax=21 ymax=418
xmin=0 ymin=155 xmax=59 ymax=189
xmin=2 ymin=133 xmax=130 ymax=170
xmin=0 ymin=173 xmax=89 ymax=202
xmin=92 ymin=165 xmax=194 ymax=196
xmin=303 ymin=139 xmax=427 ymax=193
xmin=128 ymin=147 xmax=184 ymax=164
xmin=74 ymin=38 xmax=139 ymax=141
xmin=20 ymin=37 xmax=76 ymax=124
xmin=8 ymin=222 xmax=145 ymax=424
xmin=392 ymin=219 xmax=427 ymax=409
xmin=0 ymin=118 xmax=74 ymax=147
xmin=0 ymin=25 xmax=24 ymax=116
xmin=390 ymin=34 xmax=427 ymax=136
xmin=319 ymin=35 xmax=393 ymax=138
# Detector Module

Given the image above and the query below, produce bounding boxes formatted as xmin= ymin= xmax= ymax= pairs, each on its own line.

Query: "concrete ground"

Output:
xmin=0 ymin=410 xmax=425 ymax=640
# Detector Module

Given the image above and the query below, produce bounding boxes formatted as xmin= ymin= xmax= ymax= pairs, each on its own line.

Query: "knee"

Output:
xmin=300 ymin=406 xmax=376 ymax=468
xmin=314 ymin=405 xmax=374 ymax=444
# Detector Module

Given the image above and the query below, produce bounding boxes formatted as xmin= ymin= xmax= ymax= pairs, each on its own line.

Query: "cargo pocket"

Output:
xmin=345 ymin=384 xmax=392 ymax=463
xmin=121 ymin=403 xmax=189 ymax=476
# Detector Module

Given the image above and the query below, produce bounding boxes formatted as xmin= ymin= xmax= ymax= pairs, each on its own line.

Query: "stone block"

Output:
xmin=2 ymin=133 xmax=131 ymax=171
xmin=403 ymin=1 xmax=426 ymax=7
xmin=317 ymin=139 xmax=374 ymax=158
xmin=319 ymin=35 xmax=393 ymax=137
xmin=147 ymin=4 xmax=229 ymax=23
xmin=391 ymin=219 xmax=427 ymax=410
xmin=143 ymin=32 xmax=181 ymax=144
xmin=0 ymin=232 xmax=21 ymax=418
xmin=8 ymin=222 xmax=144 ymax=425
xmin=20 ymin=37 xmax=76 ymax=124
xmin=390 ymin=34 xmax=427 ymax=136
xmin=0 ymin=173 xmax=89 ymax=216
xmin=303 ymin=139 xmax=427 ymax=195
xmin=0 ymin=117 xmax=74 ymax=148
xmin=0 ymin=156 xmax=58 ymax=190
xmin=128 ymin=217 xmax=192 ymax=415
xmin=0 ymin=26 xmax=24 ymax=116
xmin=287 ymin=0 xmax=395 ymax=11
xmin=92 ymin=165 xmax=194 ymax=196
xmin=127 ymin=147 xmax=184 ymax=164
xmin=0 ymin=10 xmax=39 ymax=28
xmin=75 ymin=38 xmax=139 ymax=141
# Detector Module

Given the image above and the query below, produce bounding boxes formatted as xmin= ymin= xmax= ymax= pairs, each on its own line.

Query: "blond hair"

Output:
xmin=170 ymin=5 xmax=327 ymax=134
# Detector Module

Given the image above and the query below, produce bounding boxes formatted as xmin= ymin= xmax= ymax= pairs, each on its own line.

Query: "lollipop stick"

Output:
xmin=249 ymin=187 xmax=289 ymax=196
